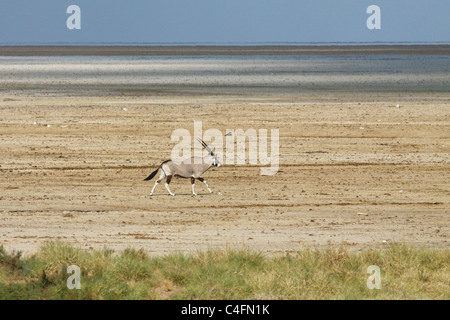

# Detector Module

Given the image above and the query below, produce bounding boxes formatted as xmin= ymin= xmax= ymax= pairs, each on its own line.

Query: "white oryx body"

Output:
xmin=163 ymin=157 xmax=215 ymax=178
xmin=144 ymin=139 xmax=220 ymax=196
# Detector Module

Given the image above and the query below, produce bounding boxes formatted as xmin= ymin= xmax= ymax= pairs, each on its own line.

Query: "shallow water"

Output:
xmin=0 ymin=54 xmax=448 ymax=94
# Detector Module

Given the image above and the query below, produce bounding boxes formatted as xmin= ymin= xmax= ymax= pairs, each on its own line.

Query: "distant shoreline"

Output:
xmin=1 ymin=45 xmax=449 ymax=56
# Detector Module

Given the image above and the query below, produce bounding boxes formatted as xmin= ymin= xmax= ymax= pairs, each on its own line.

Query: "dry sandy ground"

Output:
xmin=0 ymin=92 xmax=449 ymax=256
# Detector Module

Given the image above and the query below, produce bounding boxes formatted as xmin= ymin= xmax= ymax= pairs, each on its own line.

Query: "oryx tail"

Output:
xmin=144 ymin=167 xmax=159 ymax=181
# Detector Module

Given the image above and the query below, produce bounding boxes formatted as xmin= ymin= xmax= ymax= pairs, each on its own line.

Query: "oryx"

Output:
xmin=144 ymin=138 xmax=221 ymax=196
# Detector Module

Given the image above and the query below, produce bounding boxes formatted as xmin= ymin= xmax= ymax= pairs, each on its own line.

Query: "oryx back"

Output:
xmin=166 ymin=157 xmax=211 ymax=178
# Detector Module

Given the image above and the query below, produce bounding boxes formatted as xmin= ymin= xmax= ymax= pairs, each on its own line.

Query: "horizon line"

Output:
xmin=1 ymin=41 xmax=450 ymax=47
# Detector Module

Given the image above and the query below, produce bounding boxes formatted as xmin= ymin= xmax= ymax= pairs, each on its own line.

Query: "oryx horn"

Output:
xmin=196 ymin=138 xmax=214 ymax=155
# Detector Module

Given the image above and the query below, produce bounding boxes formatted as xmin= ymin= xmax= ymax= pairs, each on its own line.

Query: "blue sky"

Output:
xmin=0 ymin=0 xmax=449 ymax=45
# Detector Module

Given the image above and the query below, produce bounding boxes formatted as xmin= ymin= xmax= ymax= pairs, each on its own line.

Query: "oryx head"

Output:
xmin=197 ymin=138 xmax=221 ymax=167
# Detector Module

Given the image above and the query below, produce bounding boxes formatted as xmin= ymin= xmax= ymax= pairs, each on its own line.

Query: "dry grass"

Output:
xmin=0 ymin=241 xmax=448 ymax=299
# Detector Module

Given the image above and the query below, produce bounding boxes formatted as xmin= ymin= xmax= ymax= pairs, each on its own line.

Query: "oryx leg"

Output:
xmin=150 ymin=170 xmax=166 ymax=196
xmin=165 ymin=175 xmax=175 ymax=196
xmin=191 ymin=177 xmax=197 ymax=196
xmin=197 ymin=177 xmax=213 ymax=194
